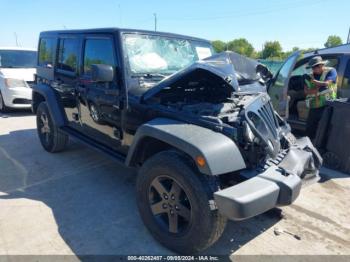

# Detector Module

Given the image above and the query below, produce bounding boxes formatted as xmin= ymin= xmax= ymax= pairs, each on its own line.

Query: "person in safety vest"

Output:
xmin=304 ymin=56 xmax=337 ymax=140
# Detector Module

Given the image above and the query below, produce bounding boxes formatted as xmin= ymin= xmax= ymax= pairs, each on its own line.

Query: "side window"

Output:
xmin=292 ymin=57 xmax=339 ymax=76
xmin=342 ymin=59 xmax=350 ymax=89
xmin=57 ymin=38 xmax=79 ymax=73
xmin=38 ymin=38 xmax=55 ymax=67
xmin=83 ymin=38 xmax=115 ymax=74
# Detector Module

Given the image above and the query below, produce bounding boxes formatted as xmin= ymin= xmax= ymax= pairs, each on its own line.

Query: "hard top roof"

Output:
xmin=40 ymin=27 xmax=211 ymax=43
xmin=304 ymin=43 xmax=350 ymax=57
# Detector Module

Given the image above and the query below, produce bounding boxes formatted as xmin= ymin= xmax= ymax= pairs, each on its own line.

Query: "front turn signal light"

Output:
xmin=196 ymin=156 xmax=206 ymax=167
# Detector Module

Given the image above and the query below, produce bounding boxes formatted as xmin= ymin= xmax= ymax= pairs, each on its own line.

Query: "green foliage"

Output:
xmin=211 ymin=40 xmax=226 ymax=53
xmin=281 ymin=47 xmax=300 ymax=59
xmin=210 ymin=36 xmax=330 ymax=62
xmin=260 ymin=41 xmax=283 ymax=59
xmin=65 ymin=54 xmax=77 ymax=71
xmin=226 ymin=38 xmax=255 ymax=57
xmin=39 ymin=40 xmax=53 ymax=64
xmin=324 ymin=35 xmax=343 ymax=48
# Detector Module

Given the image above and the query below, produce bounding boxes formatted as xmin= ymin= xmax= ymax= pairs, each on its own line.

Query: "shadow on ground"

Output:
xmin=0 ymin=128 xmax=282 ymax=256
xmin=0 ymin=109 xmax=33 ymax=118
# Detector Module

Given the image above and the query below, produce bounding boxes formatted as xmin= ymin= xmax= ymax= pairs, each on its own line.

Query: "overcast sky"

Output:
xmin=1 ymin=0 xmax=348 ymax=51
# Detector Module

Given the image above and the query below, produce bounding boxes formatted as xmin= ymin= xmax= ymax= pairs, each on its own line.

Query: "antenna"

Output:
xmin=119 ymin=4 xmax=122 ymax=27
xmin=347 ymin=27 xmax=350 ymax=44
xmin=14 ymin=32 xmax=19 ymax=47
xmin=153 ymin=13 xmax=157 ymax=31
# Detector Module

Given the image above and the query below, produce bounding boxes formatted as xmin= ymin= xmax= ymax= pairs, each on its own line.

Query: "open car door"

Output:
xmin=268 ymin=52 xmax=300 ymax=118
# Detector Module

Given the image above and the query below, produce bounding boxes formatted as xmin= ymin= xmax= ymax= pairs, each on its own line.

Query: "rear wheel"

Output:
xmin=0 ymin=91 xmax=9 ymax=113
xmin=89 ymin=103 xmax=104 ymax=124
xmin=136 ymin=151 xmax=226 ymax=254
xmin=36 ymin=102 xmax=68 ymax=152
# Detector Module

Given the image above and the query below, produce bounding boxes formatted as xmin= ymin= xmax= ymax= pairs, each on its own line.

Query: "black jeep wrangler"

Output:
xmin=32 ymin=28 xmax=322 ymax=254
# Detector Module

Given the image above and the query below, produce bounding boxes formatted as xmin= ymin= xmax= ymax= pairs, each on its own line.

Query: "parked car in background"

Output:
xmin=0 ymin=47 xmax=37 ymax=112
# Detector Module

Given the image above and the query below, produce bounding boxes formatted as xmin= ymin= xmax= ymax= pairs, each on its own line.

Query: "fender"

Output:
xmin=126 ymin=118 xmax=246 ymax=176
xmin=32 ymin=83 xmax=67 ymax=127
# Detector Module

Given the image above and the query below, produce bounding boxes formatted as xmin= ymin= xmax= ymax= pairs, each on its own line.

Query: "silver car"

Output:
xmin=0 ymin=47 xmax=37 ymax=112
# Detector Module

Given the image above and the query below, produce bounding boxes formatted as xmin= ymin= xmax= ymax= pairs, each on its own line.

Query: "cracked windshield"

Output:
xmin=123 ymin=33 xmax=212 ymax=75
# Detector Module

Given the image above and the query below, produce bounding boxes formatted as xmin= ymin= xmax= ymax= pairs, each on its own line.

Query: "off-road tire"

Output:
xmin=36 ymin=101 xmax=68 ymax=152
xmin=136 ymin=150 xmax=227 ymax=254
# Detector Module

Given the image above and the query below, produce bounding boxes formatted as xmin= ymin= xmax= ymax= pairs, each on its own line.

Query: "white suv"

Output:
xmin=0 ymin=47 xmax=37 ymax=112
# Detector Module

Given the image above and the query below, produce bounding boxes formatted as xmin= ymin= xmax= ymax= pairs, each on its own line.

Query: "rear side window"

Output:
xmin=292 ymin=57 xmax=339 ymax=76
xmin=83 ymin=38 xmax=115 ymax=74
xmin=38 ymin=38 xmax=55 ymax=67
xmin=57 ymin=38 xmax=80 ymax=73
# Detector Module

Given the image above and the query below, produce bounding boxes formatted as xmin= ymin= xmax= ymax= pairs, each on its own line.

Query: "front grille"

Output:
xmin=257 ymin=101 xmax=279 ymax=139
xmin=257 ymin=149 xmax=289 ymax=172
xmin=245 ymin=94 xmax=281 ymax=158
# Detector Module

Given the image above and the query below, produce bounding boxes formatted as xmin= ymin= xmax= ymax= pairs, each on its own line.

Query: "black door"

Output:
xmin=77 ymin=35 xmax=122 ymax=150
xmin=54 ymin=36 xmax=82 ymax=129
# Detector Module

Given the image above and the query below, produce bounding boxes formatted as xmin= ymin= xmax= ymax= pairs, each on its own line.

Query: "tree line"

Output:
xmin=212 ymin=35 xmax=343 ymax=60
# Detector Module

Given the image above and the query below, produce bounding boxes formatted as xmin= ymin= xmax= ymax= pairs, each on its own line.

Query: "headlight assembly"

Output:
xmin=4 ymin=78 xmax=28 ymax=88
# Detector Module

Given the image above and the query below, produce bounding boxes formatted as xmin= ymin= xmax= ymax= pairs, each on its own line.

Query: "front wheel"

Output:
xmin=36 ymin=102 xmax=68 ymax=152
xmin=136 ymin=151 xmax=226 ymax=254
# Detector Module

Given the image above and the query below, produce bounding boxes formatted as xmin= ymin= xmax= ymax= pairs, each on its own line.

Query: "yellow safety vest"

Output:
xmin=305 ymin=67 xmax=337 ymax=108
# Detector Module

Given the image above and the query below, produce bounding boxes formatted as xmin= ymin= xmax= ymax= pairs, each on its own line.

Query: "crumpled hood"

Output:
xmin=0 ymin=68 xmax=36 ymax=81
xmin=142 ymin=51 xmax=261 ymax=101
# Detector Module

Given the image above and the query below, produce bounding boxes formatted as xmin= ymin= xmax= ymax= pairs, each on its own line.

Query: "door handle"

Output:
xmin=104 ymin=89 xmax=119 ymax=96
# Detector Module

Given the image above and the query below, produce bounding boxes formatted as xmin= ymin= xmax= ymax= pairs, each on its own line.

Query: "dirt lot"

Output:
xmin=0 ymin=111 xmax=350 ymax=258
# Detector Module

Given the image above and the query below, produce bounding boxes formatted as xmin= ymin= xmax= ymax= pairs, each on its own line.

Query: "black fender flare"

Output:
xmin=32 ymin=84 xmax=67 ymax=127
xmin=125 ymin=118 xmax=246 ymax=176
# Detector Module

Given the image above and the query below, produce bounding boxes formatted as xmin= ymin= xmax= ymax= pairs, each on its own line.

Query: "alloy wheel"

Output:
xmin=39 ymin=112 xmax=51 ymax=145
xmin=148 ymin=176 xmax=192 ymax=234
xmin=90 ymin=104 xmax=99 ymax=122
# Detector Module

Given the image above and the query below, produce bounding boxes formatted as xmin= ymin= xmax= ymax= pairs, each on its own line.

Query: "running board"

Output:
xmin=60 ymin=126 xmax=126 ymax=163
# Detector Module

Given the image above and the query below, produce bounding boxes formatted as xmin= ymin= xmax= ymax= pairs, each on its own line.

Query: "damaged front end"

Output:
xmin=141 ymin=51 xmax=322 ymax=220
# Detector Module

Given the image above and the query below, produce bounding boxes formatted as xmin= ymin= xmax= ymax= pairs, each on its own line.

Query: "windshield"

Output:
xmin=0 ymin=50 xmax=37 ymax=68
xmin=123 ymin=33 xmax=213 ymax=75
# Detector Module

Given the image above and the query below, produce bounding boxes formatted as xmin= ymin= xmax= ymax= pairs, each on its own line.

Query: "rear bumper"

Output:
xmin=214 ymin=136 xmax=321 ymax=220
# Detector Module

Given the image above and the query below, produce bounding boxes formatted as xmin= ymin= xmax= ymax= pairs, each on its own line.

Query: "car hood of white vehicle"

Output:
xmin=0 ymin=68 xmax=36 ymax=82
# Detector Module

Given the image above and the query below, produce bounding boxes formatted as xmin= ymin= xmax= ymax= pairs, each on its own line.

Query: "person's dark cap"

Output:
xmin=306 ymin=56 xmax=328 ymax=69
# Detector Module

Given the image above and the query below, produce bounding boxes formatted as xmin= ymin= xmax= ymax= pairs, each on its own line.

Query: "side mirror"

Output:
xmin=91 ymin=64 xmax=114 ymax=82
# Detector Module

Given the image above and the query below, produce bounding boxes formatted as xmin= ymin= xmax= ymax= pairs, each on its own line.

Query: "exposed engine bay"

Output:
xmin=142 ymin=52 xmax=292 ymax=168
xmin=164 ymin=93 xmax=285 ymax=167
xmin=165 ymin=94 xmax=257 ymax=125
